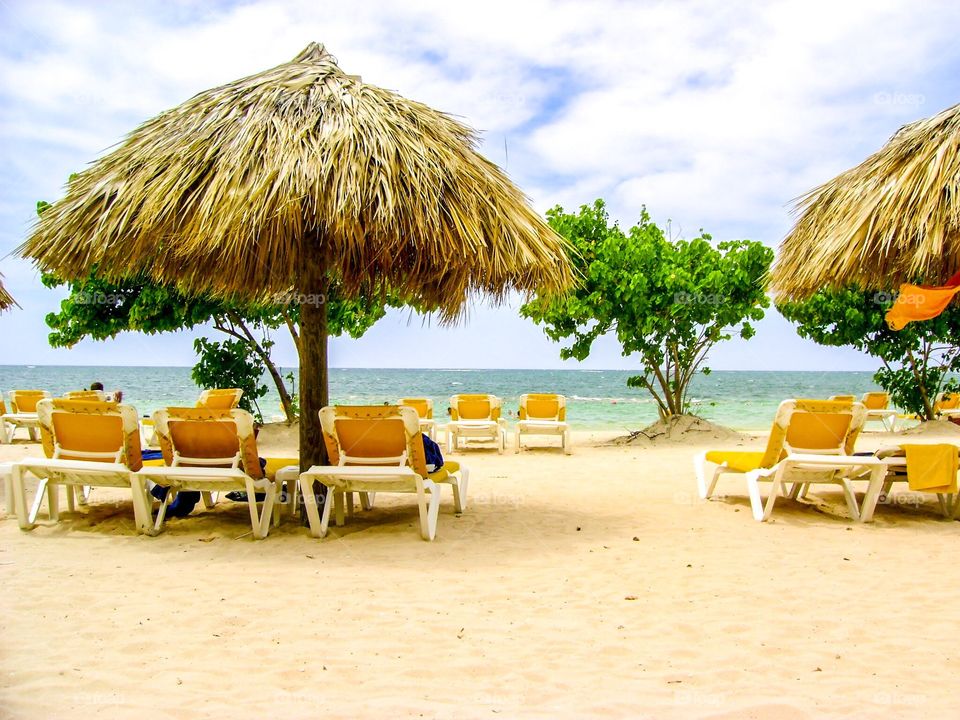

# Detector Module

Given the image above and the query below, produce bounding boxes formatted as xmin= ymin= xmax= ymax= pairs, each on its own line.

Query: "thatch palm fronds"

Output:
xmin=0 ymin=275 xmax=17 ymax=312
xmin=21 ymin=43 xmax=572 ymax=317
xmin=770 ymin=102 xmax=960 ymax=299
xmin=19 ymin=43 xmax=574 ymax=468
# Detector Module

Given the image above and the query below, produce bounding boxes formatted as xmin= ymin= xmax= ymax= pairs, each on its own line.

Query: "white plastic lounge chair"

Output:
xmin=935 ymin=392 xmax=960 ymax=419
xmin=398 ymin=397 xmax=437 ymax=440
xmin=865 ymin=441 xmax=960 ymax=517
xmin=137 ymin=407 xmax=278 ymax=539
xmin=446 ymin=394 xmax=507 ymax=454
xmin=861 ymin=392 xmax=898 ymax=432
xmin=196 ymin=388 xmax=243 ymax=409
xmin=300 ymin=405 xmax=470 ymax=540
xmin=11 ymin=398 xmax=154 ymax=534
xmin=515 ymin=393 xmax=571 ymax=454
xmin=1 ymin=389 xmax=50 ymax=443
xmin=695 ymin=399 xmax=887 ymax=522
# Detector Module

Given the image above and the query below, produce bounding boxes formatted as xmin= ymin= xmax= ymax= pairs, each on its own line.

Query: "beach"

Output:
xmin=2 ymin=427 xmax=959 ymax=719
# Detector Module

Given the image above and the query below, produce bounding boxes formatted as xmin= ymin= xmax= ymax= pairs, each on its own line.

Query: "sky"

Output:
xmin=1 ymin=0 xmax=958 ymax=371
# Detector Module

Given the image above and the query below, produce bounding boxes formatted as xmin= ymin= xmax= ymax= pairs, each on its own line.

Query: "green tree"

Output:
xmin=192 ymin=337 xmax=270 ymax=420
xmin=777 ymin=287 xmax=960 ymax=419
xmin=522 ymin=200 xmax=773 ymax=420
xmin=41 ymin=268 xmax=394 ymax=421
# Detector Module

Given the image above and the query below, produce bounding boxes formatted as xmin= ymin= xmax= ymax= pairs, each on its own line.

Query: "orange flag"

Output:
xmin=886 ymin=270 xmax=960 ymax=330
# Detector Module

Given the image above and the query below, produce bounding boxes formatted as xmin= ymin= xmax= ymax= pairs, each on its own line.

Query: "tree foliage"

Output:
xmin=192 ymin=337 xmax=269 ymax=421
xmin=41 ymin=267 xmax=395 ymax=421
xmin=522 ymin=200 xmax=773 ymax=420
xmin=777 ymin=287 xmax=960 ymax=419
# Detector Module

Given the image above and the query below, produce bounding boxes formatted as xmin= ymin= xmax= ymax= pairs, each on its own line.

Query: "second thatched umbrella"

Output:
xmin=19 ymin=43 xmax=574 ymax=468
xmin=770 ymin=101 xmax=960 ymax=299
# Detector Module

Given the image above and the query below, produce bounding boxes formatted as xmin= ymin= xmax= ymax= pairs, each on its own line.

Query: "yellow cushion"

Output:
xmin=704 ymin=450 xmax=765 ymax=473
xmin=142 ymin=458 xmax=166 ymax=467
xmin=264 ymin=456 xmax=298 ymax=479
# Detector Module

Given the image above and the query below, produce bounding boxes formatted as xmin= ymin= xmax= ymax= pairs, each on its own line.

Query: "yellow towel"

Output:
xmin=901 ymin=444 xmax=958 ymax=494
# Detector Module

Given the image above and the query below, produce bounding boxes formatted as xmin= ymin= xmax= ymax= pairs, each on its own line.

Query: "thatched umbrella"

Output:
xmin=0 ymin=275 xmax=17 ymax=312
xmin=770 ymin=102 xmax=960 ymax=299
xmin=19 ymin=43 xmax=573 ymax=469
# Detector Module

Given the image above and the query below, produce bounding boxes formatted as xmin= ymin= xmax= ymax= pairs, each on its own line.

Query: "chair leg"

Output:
xmin=879 ymin=480 xmax=893 ymax=503
xmin=694 ymin=452 xmax=709 ymax=498
xmin=760 ymin=478 xmax=785 ymax=522
xmin=13 ymin=465 xmax=35 ymax=530
xmin=153 ymin=488 xmax=174 ymax=533
xmin=563 ymin=429 xmax=572 ymax=455
xmin=451 ymin=465 xmax=469 ymax=513
xmin=859 ymin=467 xmax=886 ymax=522
xmin=416 ymin=478 xmax=440 ymax=541
xmin=129 ymin=476 xmax=156 ymax=535
xmin=2 ymin=470 xmax=12 ymax=517
xmin=300 ymin=476 xmax=328 ymax=538
xmin=746 ymin=472 xmax=767 ymax=521
xmin=28 ymin=478 xmax=49 ymax=524
xmin=246 ymin=478 xmax=277 ymax=539
xmin=359 ymin=492 xmax=374 ymax=510
xmin=515 ymin=428 xmax=521 ymax=454
xmin=839 ymin=479 xmax=861 ymax=521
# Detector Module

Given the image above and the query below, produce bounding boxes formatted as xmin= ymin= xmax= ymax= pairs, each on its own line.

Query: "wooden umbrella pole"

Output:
xmin=298 ymin=252 xmax=331 ymax=473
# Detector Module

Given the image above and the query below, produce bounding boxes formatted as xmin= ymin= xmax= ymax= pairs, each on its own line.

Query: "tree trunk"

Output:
xmin=223 ymin=310 xmax=297 ymax=421
xmin=906 ymin=348 xmax=935 ymax=420
xmin=298 ymin=256 xmax=330 ymax=472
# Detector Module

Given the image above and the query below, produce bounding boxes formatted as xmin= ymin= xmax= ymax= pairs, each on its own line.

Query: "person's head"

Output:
xmin=90 ymin=382 xmax=104 ymax=391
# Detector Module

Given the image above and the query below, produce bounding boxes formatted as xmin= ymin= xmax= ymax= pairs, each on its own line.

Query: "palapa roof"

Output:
xmin=770 ymin=101 xmax=960 ymax=299
xmin=0 ymin=275 xmax=17 ymax=312
xmin=20 ymin=43 xmax=573 ymax=317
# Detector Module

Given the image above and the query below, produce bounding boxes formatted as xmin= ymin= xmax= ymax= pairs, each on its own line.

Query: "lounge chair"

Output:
xmin=867 ymin=442 xmax=959 ymax=517
xmin=446 ymin=394 xmax=507 ymax=454
xmin=398 ymin=397 xmax=437 ymax=440
xmin=935 ymin=392 xmax=960 ymax=419
xmin=196 ymin=388 xmax=243 ymax=409
xmin=694 ymin=399 xmax=887 ymax=522
xmin=861 ymin=391 xmax=898 ymax=431
xmin=137 ymin=408 xmax=278 ymax=539
xmin=1 ymin=390 xmax=51 ymax=443
xmin=63 ymin=390 xmax=107 ymax=401
xmin=300 ymin=405 xmax=470 ymax=540
xmin=515 ymin=393 xmax=572 ymax=454
xmin=10 ymin=399 xmax=155 ymax=533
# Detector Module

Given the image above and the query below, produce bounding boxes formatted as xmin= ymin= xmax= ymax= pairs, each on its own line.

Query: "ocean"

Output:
xmin=0 ymin=365 xmax=902 ymax=430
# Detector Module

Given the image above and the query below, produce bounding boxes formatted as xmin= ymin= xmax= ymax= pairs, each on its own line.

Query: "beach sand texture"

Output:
xmin=2 ymin=428 xmax=959 ymax=719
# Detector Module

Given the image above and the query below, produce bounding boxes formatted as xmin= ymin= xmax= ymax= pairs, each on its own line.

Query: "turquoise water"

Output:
xmin=0 ymin=365 xmax=902 ymax=430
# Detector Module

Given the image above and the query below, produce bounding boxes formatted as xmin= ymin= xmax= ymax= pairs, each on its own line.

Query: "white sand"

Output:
xmin=1 ymin=428 xmax=958 ymax=719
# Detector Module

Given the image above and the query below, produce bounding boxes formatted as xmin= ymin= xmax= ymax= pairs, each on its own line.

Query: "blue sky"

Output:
xmin=1 ymin=0 xmax=959 ymax=370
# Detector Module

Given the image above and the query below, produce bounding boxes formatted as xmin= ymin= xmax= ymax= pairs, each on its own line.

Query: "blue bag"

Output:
xmin=422 ymin=433 xmax=444 ymax=472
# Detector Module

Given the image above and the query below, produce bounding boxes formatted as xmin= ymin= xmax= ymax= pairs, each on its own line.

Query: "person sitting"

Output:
xmin=90 ymin=381 xmax=123 ymax=403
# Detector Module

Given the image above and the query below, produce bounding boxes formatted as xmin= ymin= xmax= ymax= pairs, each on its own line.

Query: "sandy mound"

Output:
xmin=257 ymin=420 xmax=299 ymax=454
xmin=611 ymin=414 xmax=745 ymax=446
xmin=896 ymin=419 xmax=960 ymax=440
